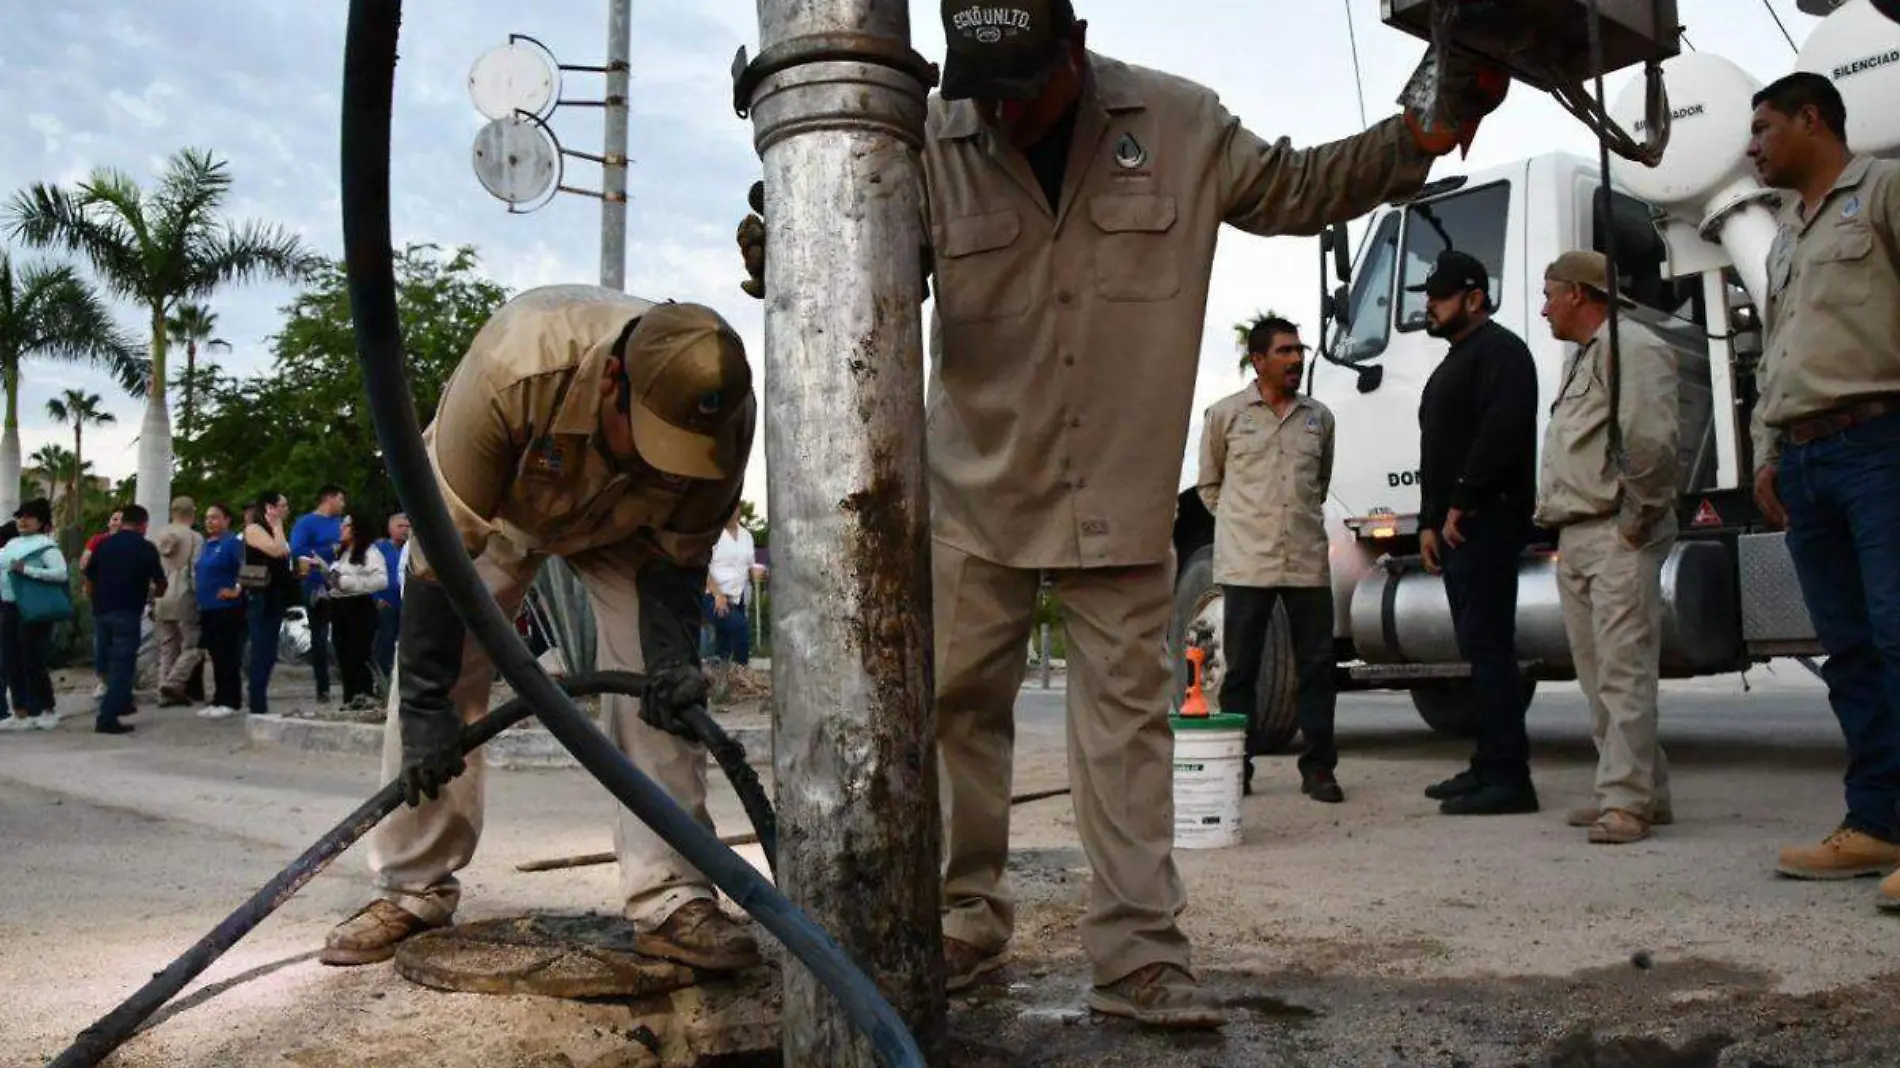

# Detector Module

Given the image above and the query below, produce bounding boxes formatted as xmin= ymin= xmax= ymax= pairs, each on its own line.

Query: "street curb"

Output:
xmin=245 ymin=714 xmax=774 ymax=770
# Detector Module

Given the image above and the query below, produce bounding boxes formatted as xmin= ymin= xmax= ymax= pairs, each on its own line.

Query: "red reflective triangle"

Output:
xmin=1692 ymin=498 xmax=1721 ymax=527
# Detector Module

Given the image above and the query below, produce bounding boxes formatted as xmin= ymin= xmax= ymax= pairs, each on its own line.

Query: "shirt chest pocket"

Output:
xmin=936 ymin=211 xmax=1031 ymax=324
xmin=1802 ymin=225 xmax=1874 ymax=308
xmin=1088 ymin=194 xmax=1180 ymax=303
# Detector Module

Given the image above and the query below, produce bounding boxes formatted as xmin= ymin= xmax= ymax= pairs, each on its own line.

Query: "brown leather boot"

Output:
xmin=633 ymin=899 xmax=762 ymax=971
xmin=944 ymin=936 xmax=1010 ymax=993
xmin=1777 ymin=826 xmax=1900 ymax=880
xmin=320 ymin=899 xmax=443 ymax=966
xmin=1567 ymin=804 xmax=1673 ymax=827
xmin=1588 ymin=809 xmax=1651 ymax=845
xmin=1087 ymin=963 xmax=1227 ymax=1030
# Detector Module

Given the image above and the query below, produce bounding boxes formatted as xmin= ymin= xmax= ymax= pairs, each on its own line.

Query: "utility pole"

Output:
xmin=735 ymin=1 xmax=944 ymax=1063
xmin=600 ymin=0 xmax=630 ymax=289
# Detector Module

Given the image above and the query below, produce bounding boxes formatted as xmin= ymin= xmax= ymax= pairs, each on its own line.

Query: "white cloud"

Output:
xmin=1 ymin=0 xmax=1824 ymax=521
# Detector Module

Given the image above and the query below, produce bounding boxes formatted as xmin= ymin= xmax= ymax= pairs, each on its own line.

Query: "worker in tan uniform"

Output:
xmin=151 ymin=496 xmax=207 ymax=706
xmin=1533 ymin=251 xmax=1679 ymax=846
xmin=1195 ymin=314 xmax=1342 ymax=804
xmin=737 ymin=0 xmax=1507 ymax=1027
xmin=320 ymin=287 xmax=763 ymax=970
xmin=1743 ymin=73 xmax=1900 ymax=905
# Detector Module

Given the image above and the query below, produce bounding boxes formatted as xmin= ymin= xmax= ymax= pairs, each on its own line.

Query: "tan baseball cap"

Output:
xmin=621 ymin=302 xmax=752 ymax=480
xmin=1544 ymin=251 xmax=1635 ymax=305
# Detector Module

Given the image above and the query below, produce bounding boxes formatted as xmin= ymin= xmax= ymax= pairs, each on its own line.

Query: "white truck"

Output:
xmin=1167 ymin=0 xmax=1900 ymax=745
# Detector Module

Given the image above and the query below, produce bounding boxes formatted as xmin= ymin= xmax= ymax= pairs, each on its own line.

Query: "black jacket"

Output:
xmin=1417 ymin=319 xmax=1539 ymax=531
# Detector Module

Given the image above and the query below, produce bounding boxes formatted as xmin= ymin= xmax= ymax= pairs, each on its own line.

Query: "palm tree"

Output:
xmin=165 ymin=301 xmax=229 ymax=445
xmin=45 ymin=390 xmax=115 ymax=531
xmin=0 ymin=252 xmax=142 ymax=516
xmin=7 ymin=147 xmax=315 ymax=516
xmin=25 ymin=442 xmax=87 ymax=516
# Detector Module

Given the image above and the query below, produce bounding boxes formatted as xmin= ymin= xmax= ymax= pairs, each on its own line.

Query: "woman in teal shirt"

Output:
xmin=0 ymin=498 xmax=69 ymax=731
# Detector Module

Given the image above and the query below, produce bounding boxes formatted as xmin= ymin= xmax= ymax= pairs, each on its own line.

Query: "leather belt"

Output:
xmin=1784 ymin=395 xmax=1900 ymax=447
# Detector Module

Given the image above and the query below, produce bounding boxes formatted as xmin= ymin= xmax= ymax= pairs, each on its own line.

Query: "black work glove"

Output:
xmin=395 ymin=576 xmax=469 ymax=807
xmin=637 ymin=556 xmax=712 ymax=739
xmin=736 ymin=180 xmax=767 ymax=300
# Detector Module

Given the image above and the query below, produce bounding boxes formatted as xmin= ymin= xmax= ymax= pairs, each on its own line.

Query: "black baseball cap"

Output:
xmin=1407 ymin=249 xmax=1491 ymax=301
xmin=940 ymin=0 xmax=1077 ymax=102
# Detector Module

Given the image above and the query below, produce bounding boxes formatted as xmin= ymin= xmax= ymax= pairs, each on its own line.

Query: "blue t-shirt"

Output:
xmin=195 ymin=532 xmax=246 ymax=613
xmin=289 ymin=512 xmax=345 ymax=596
xmin=373 ymin=538 xmax=404 ymax=610
xmin=83 ymin=529 xmax=166 ymax=614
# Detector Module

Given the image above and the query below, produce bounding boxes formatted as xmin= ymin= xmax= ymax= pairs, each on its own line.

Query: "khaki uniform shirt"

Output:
xmin=1196 ymin=386 xmax=1333 ymax=588
xmin=150 ymin=522 xmax=203 ymax=622
xmin=1752 ymin=154 xmax=1900 ymax=468
xmin=411 ymin=284 xmax=754 ymax=581
xmin=920 ymin=52 xmax=1434 ymax=569
xmin=1535 ymin=316 xmax=1680 ymax=538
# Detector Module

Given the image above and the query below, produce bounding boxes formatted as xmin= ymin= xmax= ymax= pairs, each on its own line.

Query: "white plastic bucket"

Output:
xmin=1171 ymin=713 xmax=1247 ymax=850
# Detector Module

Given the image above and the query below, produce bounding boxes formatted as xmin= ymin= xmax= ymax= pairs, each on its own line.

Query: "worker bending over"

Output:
xmin=321 ymin=287 xmax=761 ymax=971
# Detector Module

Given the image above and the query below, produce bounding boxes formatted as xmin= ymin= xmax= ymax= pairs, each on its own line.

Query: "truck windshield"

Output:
xmin=1334 ymin=212 xmax=1400 ymax=364
xmin=1395 ymin=181 xmax=1511 ymax=332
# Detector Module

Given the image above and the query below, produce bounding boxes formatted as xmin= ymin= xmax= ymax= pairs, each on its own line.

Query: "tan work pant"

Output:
xmin=934 ymin=540 xmax=1191 ymax=987
xmin=157 ymin=614 xmax=205 ymax=691
xmin=365 ymin=536 xmax=714 ymax=929
xmin=1556 ymin=518 xmax=1673 ymax=819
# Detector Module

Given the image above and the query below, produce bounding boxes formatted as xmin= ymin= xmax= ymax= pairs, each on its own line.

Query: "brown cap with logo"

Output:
xmin=1544 ymin=250 xmax=1635 ymax=306
xmin=621 ymin=302 xmax=752 ymax=481
xmin=940 ymin=0 xmax=1077 ymax=101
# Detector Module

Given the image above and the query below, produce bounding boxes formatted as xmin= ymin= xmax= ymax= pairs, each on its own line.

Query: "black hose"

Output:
xmin=338 ymin=3 xmax=921 ymax=1066
xmin=47 ymin=673 xmax=725 ymax=1068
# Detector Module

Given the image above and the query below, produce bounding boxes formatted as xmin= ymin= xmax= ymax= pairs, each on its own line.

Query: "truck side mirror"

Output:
xmin=1331 ymin=284 xmax=1351 ymax=327
xmin=1323 ymin=224 xmax=1351 ymax=284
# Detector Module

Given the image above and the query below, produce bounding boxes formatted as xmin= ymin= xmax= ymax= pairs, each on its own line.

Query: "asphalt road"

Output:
xmin=4 ymin=661 xmax=1890 ymax=1068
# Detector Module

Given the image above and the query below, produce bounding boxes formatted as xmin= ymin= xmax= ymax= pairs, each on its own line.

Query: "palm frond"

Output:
xmin=184 ymin=217 xmax=316 ymax=295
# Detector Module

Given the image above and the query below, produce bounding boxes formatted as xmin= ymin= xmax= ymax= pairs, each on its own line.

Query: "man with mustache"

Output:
xmin=1196 ymin=314 xmax=1342 ymax=805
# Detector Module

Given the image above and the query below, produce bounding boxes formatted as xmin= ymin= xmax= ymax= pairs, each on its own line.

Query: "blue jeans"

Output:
xmin=248 ymin=597 xmax=285 ymax=716
xmin=1780 ymin=410 xmax=1900 ymax=841
xmin=93 ymin=609 xmax=143 ymax=726
xmin=701 ymin=593 xmax=750 ymax=666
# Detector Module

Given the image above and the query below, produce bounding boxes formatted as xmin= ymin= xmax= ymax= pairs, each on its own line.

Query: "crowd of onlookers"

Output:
xmin=0 ymin=481 xmax=774 ymax=737
xmin=0 ymin=486 xmax=409 ymax=735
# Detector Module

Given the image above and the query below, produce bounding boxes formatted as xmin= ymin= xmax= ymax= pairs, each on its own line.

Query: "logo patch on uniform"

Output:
xmin=1113 ymin=132 xmax=1146 ymax=169
xmin=1304 ymin=413 xmax=1321 ymax=434
xmin=526 ymin=435 xmax=566 ymax=478
xmin=1842 ymin=194 xmax=1862 ymax=220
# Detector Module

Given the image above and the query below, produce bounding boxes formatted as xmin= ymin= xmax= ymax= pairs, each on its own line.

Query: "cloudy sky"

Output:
xmin=3 ymin=0 xmax=1821 ymax=513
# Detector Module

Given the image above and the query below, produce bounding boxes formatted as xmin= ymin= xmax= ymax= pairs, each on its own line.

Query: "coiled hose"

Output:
xmin=336 ymin=3 xmax=921 ymax=1067
xmin=47 ymin=672 xmax=773 ymax=1068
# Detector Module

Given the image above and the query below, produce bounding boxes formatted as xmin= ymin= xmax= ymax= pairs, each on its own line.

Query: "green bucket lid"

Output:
xmin=1169 ymin=712 xmax=1248 ymax=731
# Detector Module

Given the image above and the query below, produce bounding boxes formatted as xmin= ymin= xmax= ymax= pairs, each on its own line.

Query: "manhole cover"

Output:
xmin=394 ymin=912 xmax=701 ymax=999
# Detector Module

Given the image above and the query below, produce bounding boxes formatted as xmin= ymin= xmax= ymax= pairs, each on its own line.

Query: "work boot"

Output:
xmin=1301 ymin=769 xmax=1345 ymax=804
xmin=1568 ymin=804 xmax=1673 ymax=827
xmin=1424 ymin=768 xmax=1479 ymax=801
xmin=321 ymin=899 xmax=443 ymax=966
xmin=634 ymin=899 xmax=762 ymax=971
xmin=1776 ymin=826 xmax=1900 ymax=880
xmin=1439 ymin=780 xmax=1539 ymax=816
xmin=1588 ymin=809 xmax=1651 ymax=845
xmin=944 ymin=936 xmax=1010 ymax=992
xmin=1087 ymin=963 xmax=1227 ymax=1030
xmin=1877 ymin=868 xmax=1900 ymax=913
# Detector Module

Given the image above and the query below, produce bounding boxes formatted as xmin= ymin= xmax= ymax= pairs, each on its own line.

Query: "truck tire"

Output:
xmin=1409 ymin=678 xmax=1537 ymax=738
xmin=1168 ymin=546 xmax=1301 ymax=753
